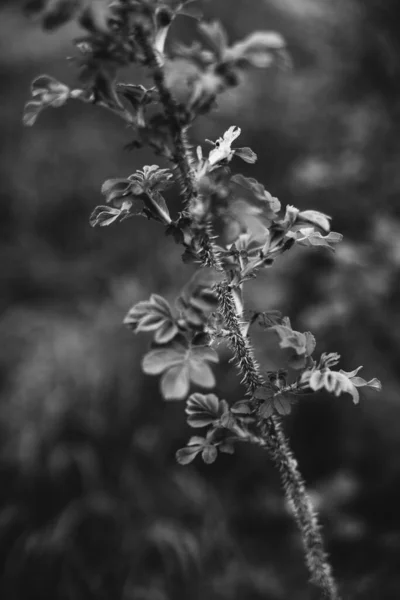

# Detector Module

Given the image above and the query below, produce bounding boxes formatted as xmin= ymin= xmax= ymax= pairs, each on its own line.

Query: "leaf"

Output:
xmin=320 ymin=352 xmax=341 ymax=369
xmin=129 ymin=165 xmax=173 ymax=194
xmin=254 ymin=385 xmax=275 ymax=400
xmin=274 ymin=394 xmax=292 ymax=415
xmin=176 ymin=434 xmax=219 ymax=465
xmin=202 ymin=445 xmax=218 ymax=464
xmin=145 ymin=190 xmax=171 ymax=223
xmin=231 ymin=174 xmax=281 ymax=218
xmin=304 ymin=332 xmax=316 ymax=356
xmin=219 ymin=441 xmax=235 ymax=454
xmin=259 ymin=400 xmax=274 ymax=419
xmin=277 ymin=205 xmax=300 ymax=232
xmin=297 ymin=210 xmax=331 ymax=234
xmin=227 ymin=31 xmax=286 ymax=68
xmin=186 ymin=393 xmax=221 ymax=427
xmin=189 ymin=360 xmax=216 ymax=388
xmin=89 ymin=203 xmax=132 ymax=227
xmin=251 ymin=310 xmax=282 ymax=329
xmin=198 ymin=20 xmax=228 ymax=58
xmin=287 ymin=331 xmax=315 ymax=370
xmin=117 ymin=83 xmax=157 ymax=113
xmin=151 ymin=294 xmax=172 ymax=312
xmin=231 ymin=401 xmax=252 ymax=415
xmin=176 ymin=302 xmax=204 ymax=327
xmin=271 ymin=324 xmax=309 ymax=355
xmin=234 ymin=147 xmax=258 ymax=164
xmin=177 ymin=268 xmax=221 ymax=327
xmin=102 ymin=170 xmax=172 ymax=223
xmin=339 ymin=366 xmax=363 ymax=379
xmin=340 ymin=370 xmax=382 ymax=395
xmin=142 ymin=347 xmax=186 ymax=375
xmin=229 ymin=401 xmax=255 ymax=424
xmin=125 ymin=294 xmax=179 ymax=344
xmin=23 ymin=75 xmax=71 ymax=126
xmin=155 ymin=321 xmax=179 ymax=344
xmin=161 ymin=364 xmax=190 ymax=400
xmin=303 ymin=364 xmax=381 ymax=405
xmin=190 ymin=345 xmax=219 ymax=363
xmin=176 ymin=435 xmax=205 ymax=463
xmin=288 ymin=353 xmax=308 ymax=370
xmin=305 ymin=370 xmax=326 ymax=391
xmin=22 ymin=101 xmax=44 ymax=127
xmin=101 ymin=178 xmax=132 ymax=201
xmin=135 ymin=314 xmax=164 ymax=332
xmin=188 ymin=436 xmax=207 ymax=446
xmin=31 ymin=74 xmax=69 ymax=101
xmin=142 ymin=342 xmax=218 ymax=400
xmin=176 ymin=442 xmax=202 ymax=465
xmin=293 ymin=229 xmax=343 ymax=251
xmin=362 ymin=378 xmax=382 ymax=392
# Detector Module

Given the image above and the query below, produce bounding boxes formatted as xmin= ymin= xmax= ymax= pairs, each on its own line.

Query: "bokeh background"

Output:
xmin=1 ymin=0 xmax=400 ymax=598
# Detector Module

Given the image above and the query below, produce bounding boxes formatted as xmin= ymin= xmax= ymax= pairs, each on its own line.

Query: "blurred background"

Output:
xmin=1 ymin=0 xmax=400 ymax=598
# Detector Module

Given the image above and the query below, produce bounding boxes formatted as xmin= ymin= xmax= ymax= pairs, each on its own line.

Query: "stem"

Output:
xmin=133 ymin=25 xmax=222 ymax=271
xmin=268 ymin=419 xmax=339 ymax=599
xmin=215 ymin=282 xmax=261 ymax=392
xmin=134 ymin=17 xmax=338 ymax=599
xmin=133 ymin=24 xmax=197 ymax=205
xmin=215 ymin=281 xmax=339 ymax=600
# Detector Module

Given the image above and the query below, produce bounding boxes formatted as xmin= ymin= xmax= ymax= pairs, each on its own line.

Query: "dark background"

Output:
xmin=1 ymin=1 xmax=400 ymax=598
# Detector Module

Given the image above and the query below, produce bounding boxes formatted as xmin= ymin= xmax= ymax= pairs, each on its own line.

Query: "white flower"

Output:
xmin=207 ymin=126 xmax=242 ymax=166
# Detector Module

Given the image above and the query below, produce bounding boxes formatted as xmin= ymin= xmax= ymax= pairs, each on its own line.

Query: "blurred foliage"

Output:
xmin=1 ymin=0 xmax=400 ymax=598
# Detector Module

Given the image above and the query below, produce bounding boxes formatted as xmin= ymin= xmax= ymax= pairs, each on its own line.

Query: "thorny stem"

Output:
xmin=215 ymin=281 xmax=339 ymax=600
xmin=133 ymin=24 xmax=197 ymax=205
xmin=215 ymin=282 xmax=261 ymax=392
xmin=133 ymin=25 xmax=222 ymax=270
xmin=135 ymin=18 xmax=338 ymax=600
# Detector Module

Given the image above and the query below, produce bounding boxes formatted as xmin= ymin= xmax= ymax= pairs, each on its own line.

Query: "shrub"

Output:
xmin=23 ymin=1 xmax=382 ymax=598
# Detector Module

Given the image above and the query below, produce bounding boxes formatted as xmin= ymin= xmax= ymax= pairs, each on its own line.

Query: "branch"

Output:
xmin=133 ymin=25 xmax=222 ymax=271
xmin=215 ymin=281 xmax=339 ymax=600
xmin=133 ymin=24 xmax=197 ymax=205
xmin=135 ymin=17 xmax=338 ymax=600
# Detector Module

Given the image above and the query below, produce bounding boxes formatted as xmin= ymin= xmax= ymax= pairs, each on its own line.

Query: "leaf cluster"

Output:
xmin=124 ymin=270 xmax=222 ymax=399
xmin=23 ymin=0 xmax=288 ymax=151
xmin=22 ymin=0 xmax=382 ymax=474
